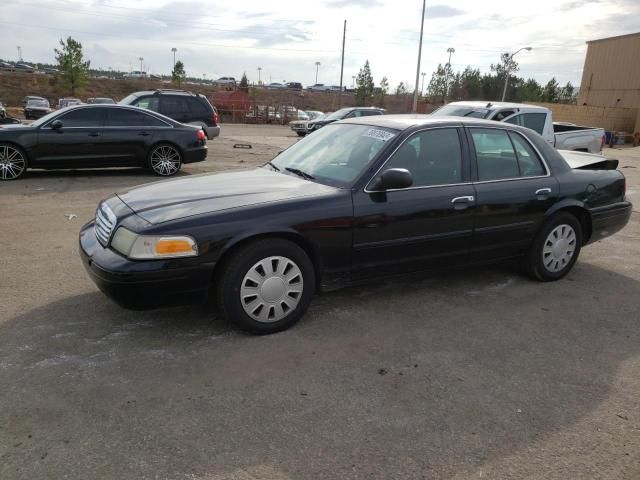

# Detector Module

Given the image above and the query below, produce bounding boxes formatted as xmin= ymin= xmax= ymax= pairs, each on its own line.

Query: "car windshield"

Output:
xmin=119 ymin=93 xmax=140 ymax=105
xmin=94 ymin=98 xmax=114 ymax=104
xmin=268 ymin=123 xmax=398 ymax=187
xmin=432 ymin=105 xmax=491 ymax=118
xmin=323 ymin=108 xmax=353 ymax=121
xmin=28 ymin=100 xmax=49 ymax=108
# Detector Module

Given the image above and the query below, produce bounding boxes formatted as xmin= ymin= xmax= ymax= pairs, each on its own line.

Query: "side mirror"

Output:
xmin=51 ymin=120 xmax=63 ymax=130
xmin=370 ymin=168 xmax=413 ymax=191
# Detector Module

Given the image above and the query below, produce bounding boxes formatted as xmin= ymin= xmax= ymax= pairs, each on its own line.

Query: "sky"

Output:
xmin=1 ymin=0 xmax=638 ymax=90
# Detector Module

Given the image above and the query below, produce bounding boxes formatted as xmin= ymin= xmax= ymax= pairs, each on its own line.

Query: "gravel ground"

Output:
xmin=1 ymin=124 xmax=639 ymax=479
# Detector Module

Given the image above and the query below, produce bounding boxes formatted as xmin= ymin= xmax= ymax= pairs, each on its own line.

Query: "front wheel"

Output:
xmin=148 ymin=144 xmax=182 ymax=176
xmin=0 ymin=143 xmax=28 ymax=180
xmin=525 ymin=212 xmax=583 ymax=281
xmin=216 ymin=239 xmax=316 ymax=334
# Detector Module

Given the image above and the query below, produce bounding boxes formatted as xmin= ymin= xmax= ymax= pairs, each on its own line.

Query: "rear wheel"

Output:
xmin=216 ymin=239 xmax=315 ymax=334
xmin=526 ymin=212 xmax=582 ymax=281
xmin=0 ymin=144 xmax=27 ymax=180
xmin=148 ymin=143 xmax=182 ymax=176
xmin=296 ymin=132 xmax=306 ymax=137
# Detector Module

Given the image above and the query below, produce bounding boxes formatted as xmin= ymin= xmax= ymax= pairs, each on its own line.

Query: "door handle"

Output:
xmin=451 ymin=196 xmax=475 ymax=204
xmin=87 ymin=132 xmax=100 ymax=137
xmin=535 ymin=188 xmax=551 ymax=199
xmin=138 ymin=132 xmax=150 ymax=137
xmin=451 ymin=196 xmax=475 ymax=210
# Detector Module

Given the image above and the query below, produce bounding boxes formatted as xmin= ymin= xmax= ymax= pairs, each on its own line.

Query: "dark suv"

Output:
xmin=306 ymin=107 xmax=385 ymax=133
xmin=120 ymin=89 xmax=220 ymax=140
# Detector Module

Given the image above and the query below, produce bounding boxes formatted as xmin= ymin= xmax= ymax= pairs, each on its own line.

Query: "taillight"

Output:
xmin=213 ymin=110 xmax=219 ymax=125
xmin=197 ymin=129 xmax=206 ymax=141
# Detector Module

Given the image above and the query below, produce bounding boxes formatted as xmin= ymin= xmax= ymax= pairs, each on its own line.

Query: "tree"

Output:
xmin=355 ymin=60 xmax=375 ymax=106
xmin=542 ymin=77 xmax=560 ymax=103
xmin=560 ymin=81 xmax=575 ymax=104
xmin=490 ymin=52 xmax=520 ymax=79
xmin=425 ymin=63 xmax=452 ymax=103
xmin=54 ymin=37 xmax=90 ymax=95
xmin=395 ymin=82 xmax=408 ymax=96
xmin=239 ymin=72 xmax=249 ymax=92
xmin=172 ymin=61 xmax=186 ymax=86
xmin=459 ymin=67 xmax=482 ymax=100
xmin=374 ymin=76 xmax=389 ymax=107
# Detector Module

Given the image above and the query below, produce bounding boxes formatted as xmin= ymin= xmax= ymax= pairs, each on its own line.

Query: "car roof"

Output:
xmin=445 ymin=101 xmax=548 ymax=111
xmin=336 ymin=113 xmax=521 ymax=130
xmin=129 ymin=89 xmax=199 ymax=97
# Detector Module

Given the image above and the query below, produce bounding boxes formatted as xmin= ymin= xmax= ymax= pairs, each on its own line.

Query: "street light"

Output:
xmin=171 ymin=48 xmax=177 ymax=70
xmin=257 ymin=67 xmax=262 ymax=85
xmin=501 ymin=47 xmax=532 ymax=101
xmin=352 ymin=75 xmax=356 ymax=88
xmin=314 ymin=61 xmax=320 ymax=84
xmin=139 ymin=56 xmax=144 ymax=73
xmin=443 ymin=47 xmax=455 ymax=103
xmin=420 ymin=72 xmax=426 ymax=96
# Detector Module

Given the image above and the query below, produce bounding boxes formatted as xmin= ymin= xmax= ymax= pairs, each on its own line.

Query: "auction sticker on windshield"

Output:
xmin=362 ymin=128 xmax=396 ymax=142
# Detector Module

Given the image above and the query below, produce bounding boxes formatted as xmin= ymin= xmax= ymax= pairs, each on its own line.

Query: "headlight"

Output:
xmin=110 ymin=227 xmax=198 ymax=259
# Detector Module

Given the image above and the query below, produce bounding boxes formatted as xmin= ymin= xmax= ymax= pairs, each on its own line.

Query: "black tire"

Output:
xmin=525 ymin=212 xmax=582 ymax=281
xmin=0 ymin=143 xmax=28 ymax=180
xmin=296 ymin=132 xmax=306 ymax=137
xmin=147 ymin=143 xmax=182 ymax=177
xmin=216 ymin=238 xmax=316 ymax=334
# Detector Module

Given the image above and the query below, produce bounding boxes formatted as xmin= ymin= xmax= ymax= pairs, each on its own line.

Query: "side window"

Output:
xmin=361 ymin=110 xmax=381 ymax=117
xmin=470 ymin=128 xmax=519 ymax=181
xmin=160 ymin=96 xmax=190 ymax=116
xmin=494 ymin=109 xmax=516 ymax=121
xmin=106 ymin=109 xmax=166 ymax=127
xmin=133 ymin=96 xmax=159 ymax=111
xmin=504 ymin=113 xmax=546 ymax=135
xmin=188 ymin=98 xmax=210 ymax=116
xmin=57 ymin=108 xmax=104 ymax=127
xmin=508 ymin=132 xmax=546 ymax=177
xmin=384 ymin=128 xmax=463 ymax=187
xmin=344 ymin=111 xmax=358 ymax=118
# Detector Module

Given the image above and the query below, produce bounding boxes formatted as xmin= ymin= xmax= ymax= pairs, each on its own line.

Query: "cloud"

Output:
xmin=325 ymin=0 xmax=383 ymax=7
xmin=426 ymin=5 xmax=464 ymax=18
xmin=560 ymin=0 xmax=601 ymax=11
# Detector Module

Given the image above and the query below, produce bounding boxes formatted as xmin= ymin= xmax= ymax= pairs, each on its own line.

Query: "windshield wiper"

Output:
xmin=285 ymin=167 xmax=315 ymax=180
xmin=265 ymin=161 xmax=280 ymax=171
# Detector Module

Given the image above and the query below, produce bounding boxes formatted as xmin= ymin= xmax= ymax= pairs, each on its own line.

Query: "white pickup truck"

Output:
xmin=433 ymin=101 xmax=605 ymax=153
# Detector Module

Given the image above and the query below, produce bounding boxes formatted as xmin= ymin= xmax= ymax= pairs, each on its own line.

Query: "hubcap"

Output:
xmin=0 ymin=146 xmax=26 ymax=180
xmin=240 ymin=256 xmax=303 ymax=323
xmin=150 ymin=146 xmax=180 ymax=176
xmin=542 ymin=224 xmax=577 ymax=273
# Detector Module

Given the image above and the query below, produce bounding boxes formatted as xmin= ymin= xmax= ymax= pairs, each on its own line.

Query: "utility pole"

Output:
xmin=420 ymin=72 xmax=426 ymax=96
xmin=412 ymin=0 xmax=426 ymax=113
xmin=443 ymin=47 xmax=455 ymax=103
xmin=339 ymin=20 xmax=346 ymax=104
xmin=171 ymin=47 xmax=177 ymax=71
xmin=257 ymin=67 xmax=262 ymax=85
xmin=315 ymin=61 xmax=320 ymax=84
xmin=139 ymin=57 xmax=144 ymax=73
xmin=501 ymin=47 xmax=532 ymax=101
xmin=16 ymin=45 xmax=23 ymax=62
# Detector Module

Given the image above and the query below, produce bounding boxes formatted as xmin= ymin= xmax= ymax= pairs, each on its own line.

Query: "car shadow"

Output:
xmin=0 ymin=262 xmax=638 ymax=478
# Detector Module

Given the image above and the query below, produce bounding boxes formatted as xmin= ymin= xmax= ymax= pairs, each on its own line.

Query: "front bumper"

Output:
xmin=79 ymin=222 xmax=215 ymax=310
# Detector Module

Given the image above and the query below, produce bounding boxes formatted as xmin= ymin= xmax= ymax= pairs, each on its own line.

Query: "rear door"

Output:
xmin=159 ymin=96 xmax=191 ymax=124
xmin=467 ymin=127 xmax=558 ymax=260
xmin=101 ymin=108 xmax=168 ymax=166
xmin=33 ymin=107 xmax=105 ymax=168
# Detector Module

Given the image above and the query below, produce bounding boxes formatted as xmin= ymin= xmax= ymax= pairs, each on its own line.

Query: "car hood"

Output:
xmin=116 ymin=168 xmax=340 ymax=225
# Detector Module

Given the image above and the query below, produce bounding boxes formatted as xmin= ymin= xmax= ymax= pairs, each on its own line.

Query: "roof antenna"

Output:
xmin=486 ymin=102 xmax=493 ymax=108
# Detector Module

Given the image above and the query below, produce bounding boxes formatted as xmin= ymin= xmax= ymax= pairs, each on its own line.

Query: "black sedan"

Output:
xmin=0 ymin=104 xmax=207 ymax=180
xmin=79 ymin=116 xmax=632 ymax=334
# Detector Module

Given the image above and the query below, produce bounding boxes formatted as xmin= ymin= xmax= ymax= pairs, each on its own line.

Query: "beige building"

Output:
xmin=577 ymin=32 xmax=640 ymax=109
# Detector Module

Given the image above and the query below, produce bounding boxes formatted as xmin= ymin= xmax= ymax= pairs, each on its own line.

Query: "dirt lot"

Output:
xmin=1 ymin=124 xmax=639 ymax=479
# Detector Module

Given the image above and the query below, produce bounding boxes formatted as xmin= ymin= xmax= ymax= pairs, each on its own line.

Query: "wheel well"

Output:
xmin=0 ymin=141 xmax=30 ymax=166
xmin=149 ymin=141 xmax=184 ymax=161
xmin=557 ymin=206 xmax=592 ymax=244
xmin=210 ymin=233 xmax=322 ymax=293
xmin=573 ymin=148 xmax=589 ymax=152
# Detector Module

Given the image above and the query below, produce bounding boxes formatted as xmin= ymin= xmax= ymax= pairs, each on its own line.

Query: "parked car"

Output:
xmin=78 ymin=115 xmax=632 ymax=334
xmin=0 ymin=61 xmax=15 ymax=71
xmin=305 ymin=110 xmax=324 ymax=120
xmin=307 ymin=83 xmax=329 ymax=91
xmin=13 ymin=63 xmax=35 ymax=73
xmin=266 ymin=82 xmax=285 ymax=89
xmin=213 ymin=77 xmax=236 ymax=87
xmin=0 ymin=101 xmax=5 ymax=118
xmin=124 ymin=71 xmax=147 ymax=79
xmin=289 ymin=111 xmax=314 ymax=136
xmin=0 ymin=104 xmax=207 ymax=180
xmin=24 ymin=99 xmax=52 ymax=119
xmin=285 ymin=82 xmax=303 ymax=90
xmin=57 ymin=98 xmax=83 ymax=109
xmin=87 ymin=97 xmax=116 ymax=104
xmin=433 ymin=102 xmax=605 ymax=153
xmin=119 ymin=89 xmax=220 ymax=140
xmin=306 ymin=107 xmax=385 ymax=132
xmin=22 ymin=96 xmax=47 ymax=107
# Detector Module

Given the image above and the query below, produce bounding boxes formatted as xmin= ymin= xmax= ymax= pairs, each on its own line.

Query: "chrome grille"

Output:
xmin=95 ymin=202 xmax=116 ymax=246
